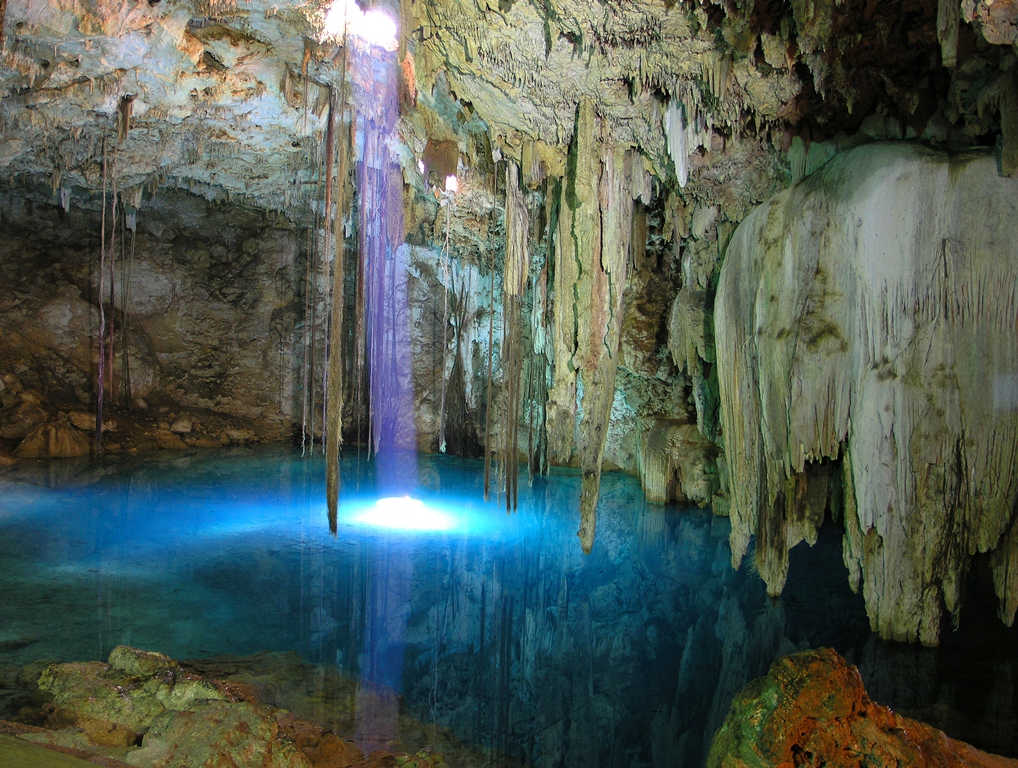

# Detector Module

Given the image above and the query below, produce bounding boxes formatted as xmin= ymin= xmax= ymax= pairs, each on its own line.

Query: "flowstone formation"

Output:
xmin=707 ymin=648 xmax=1018 ymax=768
xmin=716 ymin=142 xmax=1018 ymax=645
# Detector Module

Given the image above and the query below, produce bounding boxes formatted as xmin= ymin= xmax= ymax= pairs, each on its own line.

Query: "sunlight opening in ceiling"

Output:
xmin=324 ymin=0 xmax=399 ymax=51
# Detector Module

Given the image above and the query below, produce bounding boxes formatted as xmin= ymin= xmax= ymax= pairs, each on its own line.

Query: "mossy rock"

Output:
xmin=108 ymin=646 xmax=176 ymax=678
xmin=36 ymin=647 xmax=226 ymax=736
xmin=141 ymin=700 xmax=311 ymax=768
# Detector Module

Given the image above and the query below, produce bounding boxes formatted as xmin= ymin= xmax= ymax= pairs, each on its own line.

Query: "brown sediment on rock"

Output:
xmin=708 ymin=648 xmax=1018 ymax=768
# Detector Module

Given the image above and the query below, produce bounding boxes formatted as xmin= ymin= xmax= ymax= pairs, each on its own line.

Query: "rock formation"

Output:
xmin=716 ymin=143 xmax=1018 ymax=645
xmin=5 ymin=644 xmax=471 ymax=768
xmin=707 ymin=648 xmax=1018 ymax=768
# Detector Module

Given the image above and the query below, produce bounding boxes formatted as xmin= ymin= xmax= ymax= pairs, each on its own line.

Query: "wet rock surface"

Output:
xmin=0 ymin=191 xmax=299 ymax=456
xmin=708 ymin=648 xmax=1018 ymax=768
xmin=2 ymin=645 xmax=478 ymax=768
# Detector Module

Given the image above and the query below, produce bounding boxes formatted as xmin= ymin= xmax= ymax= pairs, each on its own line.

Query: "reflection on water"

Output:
xmin=0 ymin=447 xmax=1016 ymax=765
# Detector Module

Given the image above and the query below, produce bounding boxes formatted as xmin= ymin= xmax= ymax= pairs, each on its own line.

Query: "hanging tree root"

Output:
xmin=96 ymin=137 xmax=108 ymax=455
xmin=326 ymin=73 xmax=351 ymax=532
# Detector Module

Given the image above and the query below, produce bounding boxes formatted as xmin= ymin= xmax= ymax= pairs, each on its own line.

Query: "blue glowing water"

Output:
xmin=0 ymin=447 xmax=1016 ymax=765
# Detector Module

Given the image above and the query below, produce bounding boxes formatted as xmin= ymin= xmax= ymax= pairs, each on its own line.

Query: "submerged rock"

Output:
xmin=37 ymin=650 xmax=225 ymax=743
xmin=139 ymin=701 xmax=312 ymax=768
xmin=107 ymin=647 xmax=177 ymax=678
xmin=707 ymin=648 xmax=1018 ymax=768
xmin=14 ymin=646 xmax=474 ymax=767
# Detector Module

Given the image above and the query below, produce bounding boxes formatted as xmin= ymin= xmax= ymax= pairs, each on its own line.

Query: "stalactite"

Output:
xmin=664 ymin=97 xmax=688 ymax=187
xmin=434 ymin=268 xmax=481 ymax=458
xmin=365 ymin=145 xmax=380 ymax=458
xmin=319 ymin=84 xmax=336 ymax=490
xmin=664 ymin=92 xmax=711 ymax=189
xmin=500 ymin=162 xmax=529 ymax=512
xmin=309 ymin=147 xmax=326 ymax=456
xmin=107 ymin=154 xmax=118 ymax=404
xmin=528 ymin=259 xmax=550 ymax=478
xmin=534 ymin=182 xmax=558 ymax=477
xmin=301 ymin=234 xmax=312 ymax=454
xmin=353 ymin=128 xmax=369 ymax=456
xmin=326 ymin=60 xmax=352 ymax=532
xmin=546 ymin=174 xmax=577 ymax=467
xmin=117 ymin=95 xmax=135 ymax=145
xmin=301 ymin=144 xmax=325 ymax=456
xmin=437 ymin=200 xmax=453 ymax=453
xmin=121 ymin=223 xmax=135 ymax=408
xmin=484 ymin=160 xmax=498 ymax=501
xmin=575 ymin=144 xmax=633 ymax=554
xmin=118 ymin=185 xmax=140 ymax=408
xmin=937 ymin=0 xmax=960 ymax=69
xmin=321 ymin=91 xmax=336 ymax=457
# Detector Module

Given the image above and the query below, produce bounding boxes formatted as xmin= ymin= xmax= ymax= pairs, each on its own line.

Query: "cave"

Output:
xmin=2 ymin=0 xmax=1018 ymax=766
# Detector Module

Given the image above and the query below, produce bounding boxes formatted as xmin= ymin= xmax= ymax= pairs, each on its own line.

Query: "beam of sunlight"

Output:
xmin=324 ymin=0 xmax=398 ymax=50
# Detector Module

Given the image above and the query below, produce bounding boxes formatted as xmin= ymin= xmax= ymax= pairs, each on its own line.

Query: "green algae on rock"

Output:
xmin=707 ymin=648 xmax=1018 ymax=768
xmin=15 ymin=646 xmax=492 ymax=768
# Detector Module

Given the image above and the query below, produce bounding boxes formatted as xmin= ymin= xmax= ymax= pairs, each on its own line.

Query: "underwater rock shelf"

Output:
xmin=0 ymin=645 xmax=481 ymax=768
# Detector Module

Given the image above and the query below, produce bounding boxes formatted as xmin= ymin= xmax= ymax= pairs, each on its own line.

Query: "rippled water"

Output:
xmin=0 ymin=447 xmax=1015 ymax=765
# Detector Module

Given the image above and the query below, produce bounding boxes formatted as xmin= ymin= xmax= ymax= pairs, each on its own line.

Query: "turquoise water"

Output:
xmin=0 ymin=447 xmax=1015 ymax=765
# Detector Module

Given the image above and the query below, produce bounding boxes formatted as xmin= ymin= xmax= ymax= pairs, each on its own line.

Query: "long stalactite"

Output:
xmin=107 ymin=152 xmax=118 ymax=407
xmin=575 ymin=144 xmax=633 ymax=554
xmin=500 ymin=161 xmax=529 ymax=512
xmin=484 ymin=159 xmax=499 ymax=501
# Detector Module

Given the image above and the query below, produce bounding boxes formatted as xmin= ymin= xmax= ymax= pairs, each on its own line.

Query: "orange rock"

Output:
xmin=708 ymin=649 xmax=1018 ymax=768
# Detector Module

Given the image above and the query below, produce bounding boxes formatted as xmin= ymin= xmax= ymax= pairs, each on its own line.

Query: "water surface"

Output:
xmin=0 ymin=447 xmax=1015 ymax=765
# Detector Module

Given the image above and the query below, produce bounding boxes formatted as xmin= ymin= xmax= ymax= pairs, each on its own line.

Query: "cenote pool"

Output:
xmin=1 ymin=447 xmax=1017 ymax=766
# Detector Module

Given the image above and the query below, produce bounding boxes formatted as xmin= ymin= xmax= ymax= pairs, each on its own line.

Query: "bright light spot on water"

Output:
xmin=445 ymin=175 xmax=458 ymax=193
xmin=351 ymin=496 xmax=457 ymax=531
xmin=417 ymin=159 xmax=426 ymax=176
xmin=324 ymin=0 xmax=398 ymax=50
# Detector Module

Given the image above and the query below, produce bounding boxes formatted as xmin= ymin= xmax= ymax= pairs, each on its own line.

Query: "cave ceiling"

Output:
xmin=0 ymin=0 xmax=1014 ymax=220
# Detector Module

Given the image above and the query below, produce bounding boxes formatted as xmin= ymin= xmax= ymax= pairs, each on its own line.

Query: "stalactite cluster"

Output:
xmin=716 ymin=143 xmax=1018 ymax=645
xmin=5 ymin=0 xmax=1018 ymax=656
xmin=538 ymin=98 xmax=640 ymax=552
